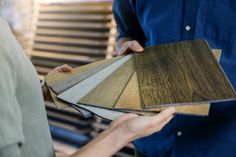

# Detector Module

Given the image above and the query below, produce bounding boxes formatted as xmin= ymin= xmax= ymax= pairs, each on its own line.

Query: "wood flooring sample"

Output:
xmin=135 ymin=40 xmax=236 ymax=108
xmin=80 ymin=55 xmax=135 ymax=108
xmin=46 ymin=56 xmax=121 ymax=86
xmin=50 ymin=56 xmax=121 ymax=94
xmin=45 ymin=56 xmax=121 ymax=108
xmin=48 ymin=88 xmax=92 ymax=117
xmin=57 ymin=54 xmax=132 ymax=103
xmin=115 ymin=72 xmax=210 ymax=116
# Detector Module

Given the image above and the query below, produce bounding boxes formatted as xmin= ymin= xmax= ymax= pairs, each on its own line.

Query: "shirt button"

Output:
xmin=185 ymin=25 xmax=191 ymax=31
xmin=177 ymin=131 xmax=182 ymax=136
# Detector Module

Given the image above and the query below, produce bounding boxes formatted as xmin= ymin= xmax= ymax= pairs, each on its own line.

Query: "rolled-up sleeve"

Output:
xmin=112 ymin=0 xmax=145 ymax=44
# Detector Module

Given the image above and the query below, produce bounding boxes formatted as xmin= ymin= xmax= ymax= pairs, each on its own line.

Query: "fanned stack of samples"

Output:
xmin=46 ymin=40 xmax=236 ymax=120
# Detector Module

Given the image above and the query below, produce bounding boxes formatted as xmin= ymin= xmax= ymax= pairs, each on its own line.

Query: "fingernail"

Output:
xmin=135 ymin=48 xmax=143 ymax=52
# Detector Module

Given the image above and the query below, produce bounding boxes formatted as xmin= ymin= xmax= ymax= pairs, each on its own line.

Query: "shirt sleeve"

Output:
xmin=112 ymin=0 xmax=145 ymax=45
xmin=0 ymin=45 xmax=24 ymax=156
xmin=0 ymin=144 xmax=20 ymax=157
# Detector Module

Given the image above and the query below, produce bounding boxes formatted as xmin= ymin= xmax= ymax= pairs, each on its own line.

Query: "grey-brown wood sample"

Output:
xmin=79 ymin=55 xmax=135 ymax=108
xmin=135 ymin=40 xmax=236 ymax=108
xmin=50 ymin=56 xmax=121 ymax=94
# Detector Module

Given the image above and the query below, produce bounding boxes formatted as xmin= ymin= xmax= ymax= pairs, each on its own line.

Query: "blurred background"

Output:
xmin=1 ymin=0 xmax=134 ymax=156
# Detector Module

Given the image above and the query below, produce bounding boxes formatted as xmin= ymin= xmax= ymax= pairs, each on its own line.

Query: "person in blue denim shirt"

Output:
xmin=113 ymin=0 xmax=236 ymax=157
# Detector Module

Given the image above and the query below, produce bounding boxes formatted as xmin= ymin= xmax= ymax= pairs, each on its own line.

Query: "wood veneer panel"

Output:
xmin=37 ymin=21 xmax=113 ymax=30
xmin=46 ymin=71 xmax=155 ymax=119
xmin=38 ymin=14 xmax=112 ymax=22
xmin=46 ymin=57 xmax=121 ymax=87
xmin=33 ymin=44 xmax=105 ymax=56
xmin=30 ymin=50 xmax=102 ymax=63
xmin=79 ymin=55 xmax=135 ymax=108
xmin=115 ymin=72 xmax=210 ymax=116
xmin=45 ymin=56 xmax=156 ymax=119
xmin=50 ymin=57 xmax=121 ymax=94
xmin=115 ymin=49 xmax=221 ymax=116
xmin=135 ymin=40 xmax=236 ymax=108
xmin=48 ymin=88 xmax=92 ymax=117
xmin=57 ymin=54 xmax=132 ymax=104
xmin=35 ymin=29 xmax=112 ymax=39
xmin=31 ymin=57 xmax=80 ymax=68
xmin=45 ymin=57 xmax=121 ymax=109
xmin=39 ymin=4 xmax=112 ymax=13
xmin=34 ymin=36 xmax=108 ymax=47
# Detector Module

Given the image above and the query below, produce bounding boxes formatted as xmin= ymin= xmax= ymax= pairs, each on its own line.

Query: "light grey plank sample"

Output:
xmin=57 ymin=54 xmax=132 ymax=103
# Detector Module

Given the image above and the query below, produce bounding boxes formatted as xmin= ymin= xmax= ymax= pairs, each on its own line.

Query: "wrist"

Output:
xmin=109 ymin=122 xmax=134 ymax=145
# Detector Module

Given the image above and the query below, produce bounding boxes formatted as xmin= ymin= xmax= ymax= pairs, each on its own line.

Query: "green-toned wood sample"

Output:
xmin=80 ymin=55 xmax=135 ymax=108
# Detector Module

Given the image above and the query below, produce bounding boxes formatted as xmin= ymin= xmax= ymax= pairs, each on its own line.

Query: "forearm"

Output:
xmin=70 ymin=125 xmax=131 ymax=157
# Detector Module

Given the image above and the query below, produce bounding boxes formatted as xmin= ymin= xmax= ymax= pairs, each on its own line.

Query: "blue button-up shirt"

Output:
xmin=113 ymin=0 xmax=236 ymax=156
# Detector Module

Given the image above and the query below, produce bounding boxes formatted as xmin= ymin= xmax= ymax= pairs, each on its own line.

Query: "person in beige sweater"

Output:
xmin=0 ymin=4 xmax=175 ymax=157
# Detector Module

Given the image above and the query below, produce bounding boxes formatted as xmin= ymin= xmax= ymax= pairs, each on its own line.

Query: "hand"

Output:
xmin=49 ymin=64 xmax=72 ymax=74
xmin=110 ymin=107 xmax=175 ymax=141
xmin=117 ymin=40 xmax=144 ymax=56
xmin=43 ymin=64 xmax=72 ymax=101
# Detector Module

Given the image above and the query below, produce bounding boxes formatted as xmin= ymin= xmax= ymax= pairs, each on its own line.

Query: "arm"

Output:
xmin=113 ymin=0 xmax=145 ymax=55
xmin=0 ymin=48 xmax=24 ymax=157
xmin=59 ymin=107 xmax=175 ymax=157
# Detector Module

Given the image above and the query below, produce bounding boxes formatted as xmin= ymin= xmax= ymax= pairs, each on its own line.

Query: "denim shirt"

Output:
xmin=113 ymin=0 xmax=236 ymax=156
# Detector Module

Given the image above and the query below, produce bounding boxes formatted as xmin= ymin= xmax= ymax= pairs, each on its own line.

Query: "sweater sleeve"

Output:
xmin=0 ymin=27 xmax=24 ymax=156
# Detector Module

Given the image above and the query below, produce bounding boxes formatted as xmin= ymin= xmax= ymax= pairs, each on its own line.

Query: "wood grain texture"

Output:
xmin=46 ymin=56 xmax=121 ymax=86
xmin=57 ymin=54 xmax=132 ymax=104
xmin=33 ymin=43 xmax=106 ymax=56
xmin=135 ymin=40 xmax=236 ymax=108
xmin=45 ymin=56 xmax=121 ymax=108
xmin=48 ymin=88 xmax=92 ymax=117
xmin=79 ymin=55 xmax=135 ymax=108
xmin=45 ymin=56 xmax=156 ymax=119
xmin=115 ymin=72 xmax=210 ymax=116
xmin=50 ymin=57 xmax=121 ymax=94
xmin=115 ymin=49 xmax=220 ymax=116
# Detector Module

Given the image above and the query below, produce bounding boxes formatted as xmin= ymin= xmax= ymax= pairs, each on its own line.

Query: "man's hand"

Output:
xmin=111 ymin=107 xmax=175 ymax=141
xmin=116 ymin=37 xmax=144 ymax=55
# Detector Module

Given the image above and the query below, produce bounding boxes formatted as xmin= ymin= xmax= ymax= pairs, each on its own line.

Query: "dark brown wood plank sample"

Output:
xmin=135 ymin=40 xmax=236 ymax=108
xmin=49 ymin=56 xmax=121 ymax=94
xmin=79 ymin=55 xmax=136 ymax=108
xmin=115 ymin=49 xmax=220 ymax=116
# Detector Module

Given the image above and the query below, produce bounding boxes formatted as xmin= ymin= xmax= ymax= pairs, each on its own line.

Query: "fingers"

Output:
xmin=118 ymin=40 xmax=144 ymax=56
xmin=155 ymin=114 xmax=174 ymax=130
xmin=118 ymin=42 xmax=130 ymax=55
xmin=151 ymin=107 xmax=176 ymax=124
xmin=130 ymin=40 xmax=144 ymax=53
xmin=56 ymin=64 xmax=72 ymax=72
